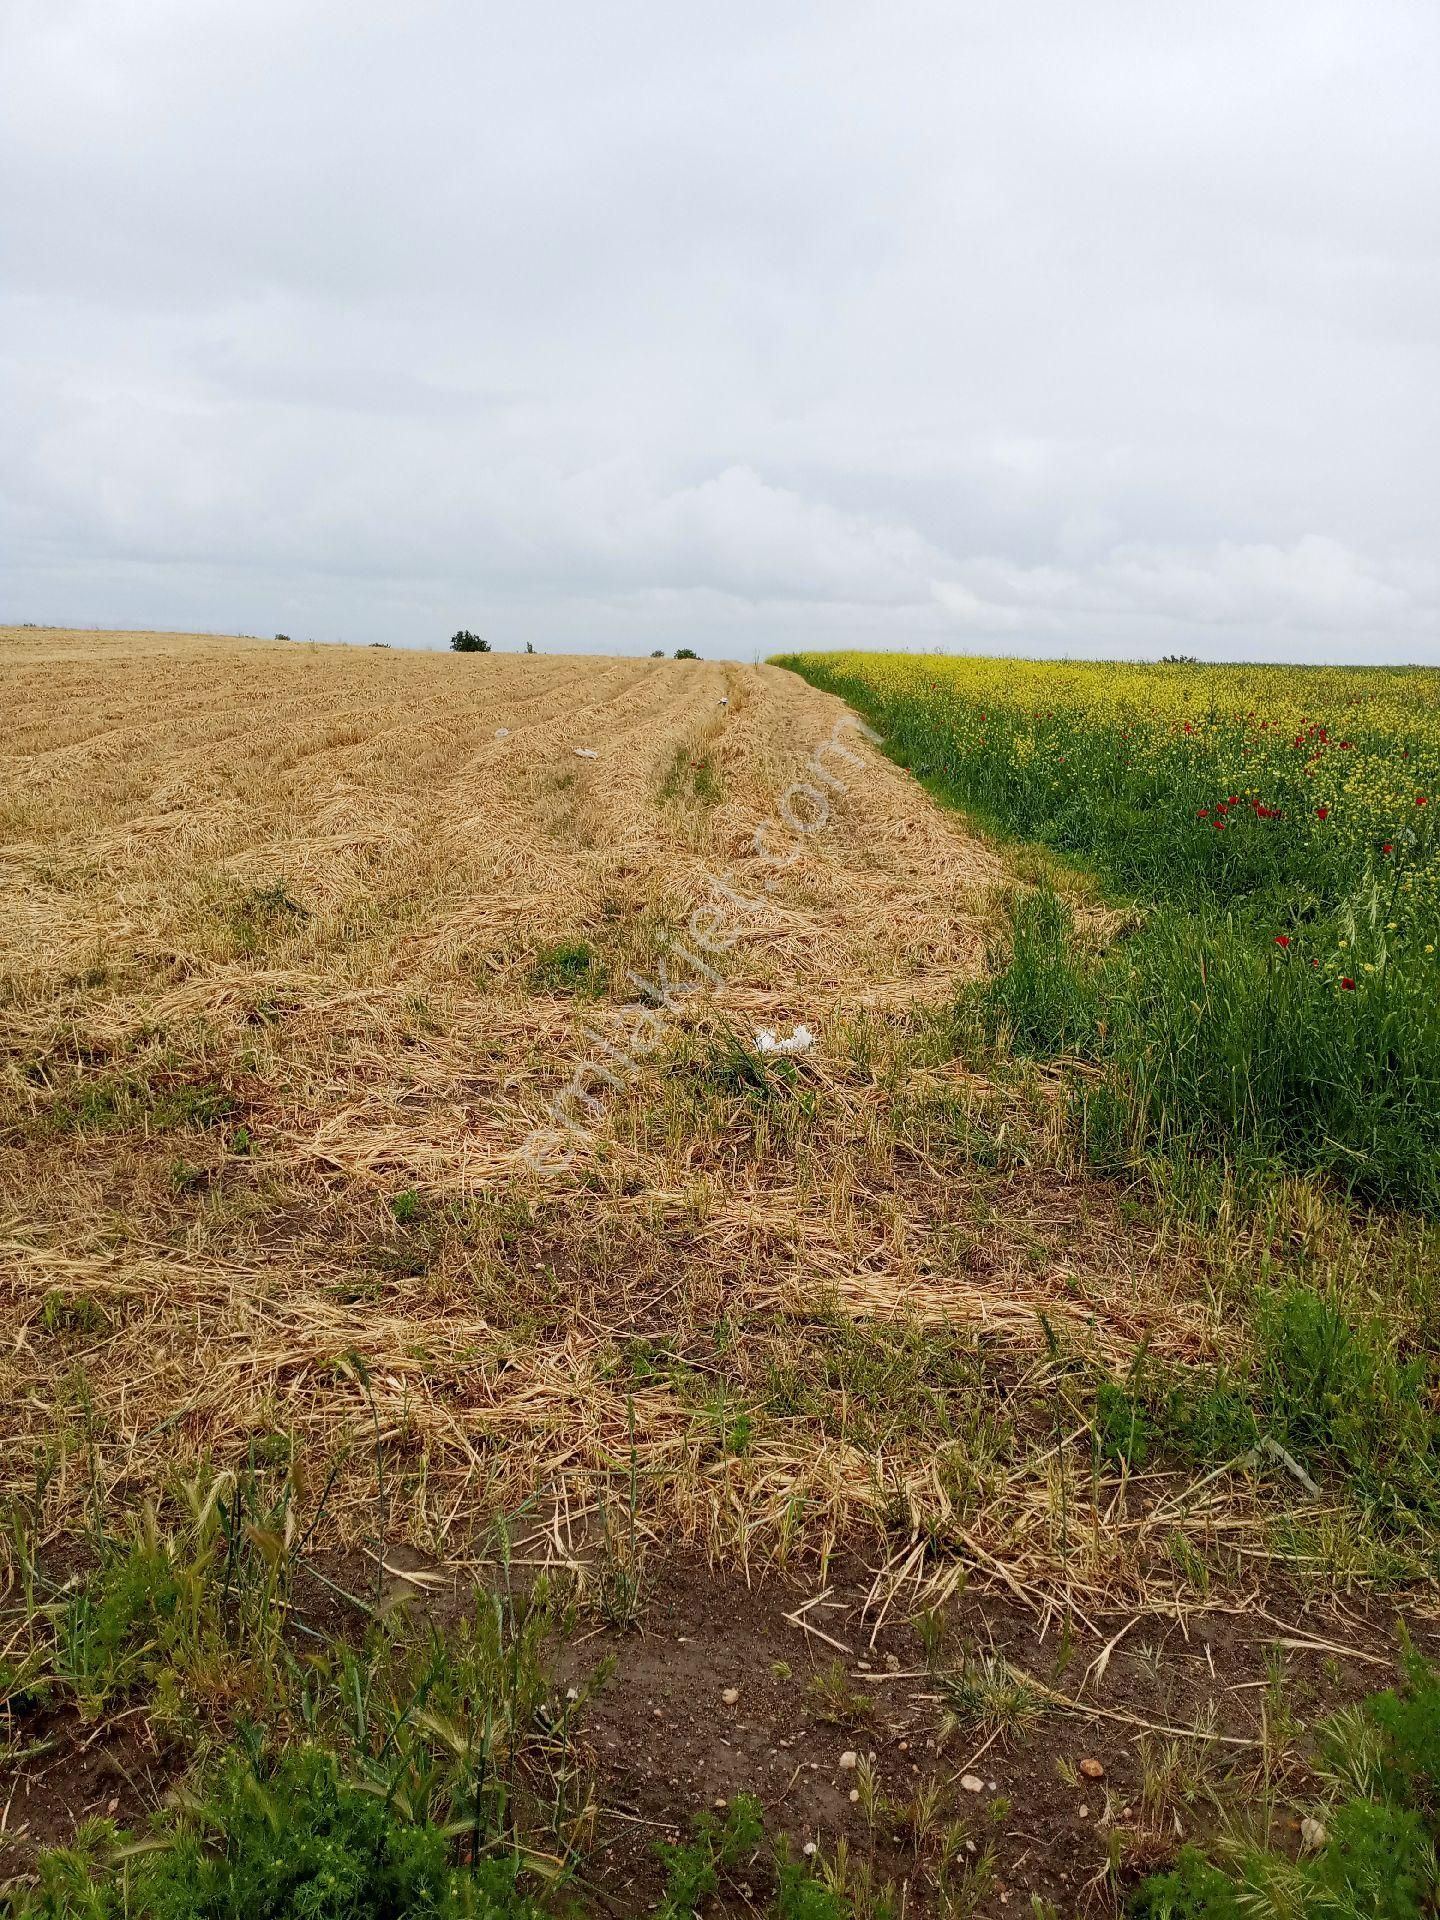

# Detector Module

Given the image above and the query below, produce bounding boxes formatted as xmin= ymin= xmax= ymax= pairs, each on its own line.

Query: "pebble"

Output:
xmin=839 ymin=1751 xmax=858 ymax=1771
xmin=721 ymin=1688 xmax=739 ymax=1705
xmin=1301 ymin=1816 xmax=1327 ymax=1851
xmin=1080 ymin=1757 xmax=1105 ymax=1779
xmin=961 ymin=1774 xmax=985 ymax=1793
xmin=803 ymin=1842 xmax=817 ymax=1857
xmin=848 ymin=1788 xmax=860 ymax=1803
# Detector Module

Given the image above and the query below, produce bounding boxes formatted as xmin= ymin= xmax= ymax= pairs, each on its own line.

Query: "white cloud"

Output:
xmin=1 ymin=0 xmax=1437 ymax=659
xmin=932 ymin=537 xmax=1436 ymax=653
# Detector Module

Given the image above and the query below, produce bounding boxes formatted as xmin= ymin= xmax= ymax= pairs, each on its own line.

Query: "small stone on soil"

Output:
xmin=960 ymin=1773 xmax=984 ymax=1792
xmin=839 ymin=1750 xmax=858 ymax=1770
xmin=721 ymin=1687 xmax=739 ymax=1705
xmin=1080 ymin=1757 xmax=1104 ymax=1779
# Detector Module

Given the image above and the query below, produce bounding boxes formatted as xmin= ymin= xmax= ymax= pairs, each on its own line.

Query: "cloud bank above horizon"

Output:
xmin=2 ymin=1 xmax=1438 ymax=662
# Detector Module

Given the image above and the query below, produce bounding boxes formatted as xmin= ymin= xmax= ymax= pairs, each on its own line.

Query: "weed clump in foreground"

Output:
xmin=659 ymin=741 xmax=722 ymax=806
xmin=220 ymin=879 xmax=310 ymax=958
xmin=16 ymin=1747 xmax=548 ymax=1919
xmin=655 ymin=1798 xmax=859 ymax=1920
xmin=4 ymin=1482 xmax=603 ymax=1918
xmin=527 ymin=939 xmax=603 ymax=996
xmin=1091 ymin=1285 xmax=1440 ymax=1538
xmin=1133 ymin=1651 xmax=1440 ymax=1919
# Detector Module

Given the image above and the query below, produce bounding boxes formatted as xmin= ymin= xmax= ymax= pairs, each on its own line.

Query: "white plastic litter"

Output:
xmin=754 ymin=1025 xmax=814 ymax=1056
xmin=495 ymin=727 xmax=511 ymax=739
xmin=574 ymin=747 xmax=598 ymax=759
xmin=719 ymin=695 xmax=729 ymax=706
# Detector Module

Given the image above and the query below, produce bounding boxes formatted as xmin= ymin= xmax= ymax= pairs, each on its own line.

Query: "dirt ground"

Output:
xmin=10 ymin=1547 xmax=1433 ymax=1916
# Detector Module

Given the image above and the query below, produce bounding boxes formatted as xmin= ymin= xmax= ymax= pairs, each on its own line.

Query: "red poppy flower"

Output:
xmin=1382 ymin=843 xmax=1393 ymax=854
xmin=1227 ymin=796 xmax=1239 ymax=806
xmin=1418 ymin=796 xmax=1430 ymax=807
xmin=1214 ymin=820 xmax=1227 ymax=831
xmin=1274 ymin=935 xmax=1290 ymax=948
xmin=1340 ymin=977 xmax=1356 ymax=990
xmin=1196 ymin=808 xmax=1209 ymax=818
xmin=1315 ymin=806 xmax=1329 ymax=820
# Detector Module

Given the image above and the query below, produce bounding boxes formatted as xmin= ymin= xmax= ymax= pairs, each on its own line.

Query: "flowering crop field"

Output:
xmin=776 ymin=652 xmax=1440 ymax=1212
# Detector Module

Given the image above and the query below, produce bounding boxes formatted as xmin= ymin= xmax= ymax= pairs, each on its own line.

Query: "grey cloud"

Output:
xmin=1 ymin=0 xmax=1437 ymax=659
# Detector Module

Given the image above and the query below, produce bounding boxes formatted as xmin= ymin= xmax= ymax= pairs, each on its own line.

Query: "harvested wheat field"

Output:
xmin=4 ymin=629 xmax=1438 ymax=1916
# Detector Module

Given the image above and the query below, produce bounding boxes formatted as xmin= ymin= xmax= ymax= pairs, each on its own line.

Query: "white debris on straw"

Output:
xmin=495 ymin=727 xmax=511 ymax=739
xmin=755 ymin=1025 xmax=814 ymax=1055
xmin=574 ymin=747 xmax=598 ymax=758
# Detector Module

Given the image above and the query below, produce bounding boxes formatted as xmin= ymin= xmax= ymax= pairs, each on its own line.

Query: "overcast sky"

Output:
xmin=2 ymin=2 xmax=1438 ymax=662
